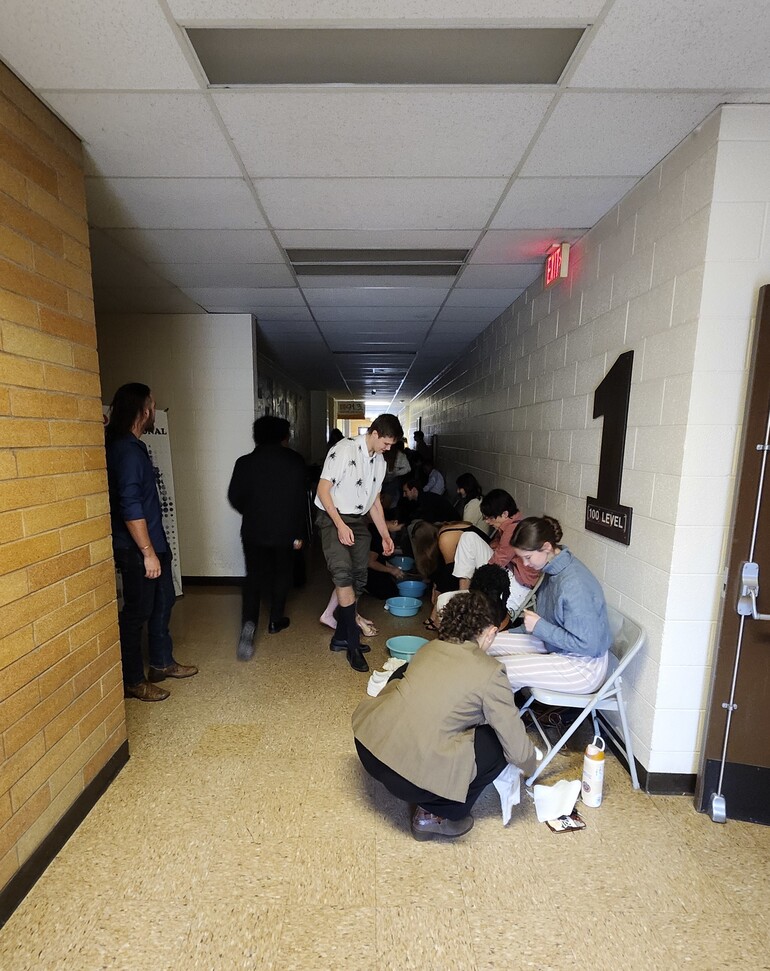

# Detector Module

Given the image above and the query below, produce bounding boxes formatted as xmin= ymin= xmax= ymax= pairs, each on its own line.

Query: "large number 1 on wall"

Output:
xmin=593 ymin=350 xmax=634 ymax=507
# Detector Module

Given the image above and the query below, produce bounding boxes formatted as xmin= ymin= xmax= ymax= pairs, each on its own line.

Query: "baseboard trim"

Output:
xmin=696 ymin=759 xmax=770 ymax=824
xmin=0 ymin=739 xmax=129 ymax=930
xmin=181 ymin=575 xmax=242 ymax=586
xmin=596 ymin=714 xmax=696 ymax=795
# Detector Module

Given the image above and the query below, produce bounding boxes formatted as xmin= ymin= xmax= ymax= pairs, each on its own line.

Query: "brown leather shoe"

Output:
xmin=124 ymin=680 xmax=170 ymax=702
xmin=148 ymin=662 xmax=199 ymax=682
xmin=411 ymin=806 xmax=474 ymax=841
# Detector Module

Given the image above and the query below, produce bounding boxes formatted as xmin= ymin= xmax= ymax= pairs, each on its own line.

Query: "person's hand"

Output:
xmin=522 ymin=609 xmax=540 ymax=633
xmin=381 ymin=534 xmax=395 ymax=557
xmin=292 ymin=539 xmax=304 ymax=550
xmin=144 ymin=551 xmax=161 ymax=579
xmin=337 ymin=524 xmax=355 ymax=546
xmin=391 ymin=566 xmax=404 ymax=580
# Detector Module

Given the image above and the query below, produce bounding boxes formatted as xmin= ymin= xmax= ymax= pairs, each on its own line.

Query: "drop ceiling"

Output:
xmin=1 ymin=0 xmax=769 ymax=404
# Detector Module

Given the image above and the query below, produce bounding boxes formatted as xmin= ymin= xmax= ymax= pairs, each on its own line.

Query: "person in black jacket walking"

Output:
xmin=227 ymin=416 xmax=308 ymax=660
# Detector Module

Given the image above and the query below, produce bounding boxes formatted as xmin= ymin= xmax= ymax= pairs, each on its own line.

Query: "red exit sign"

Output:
xmin=544 ymin=243 xmax=570 ymax=288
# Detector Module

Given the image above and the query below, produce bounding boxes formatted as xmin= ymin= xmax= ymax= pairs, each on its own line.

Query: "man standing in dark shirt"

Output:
xmin=227 ymin=415 xmax=308 ymax=661
xmin=106 ymin=383 xmax=198 ymax=702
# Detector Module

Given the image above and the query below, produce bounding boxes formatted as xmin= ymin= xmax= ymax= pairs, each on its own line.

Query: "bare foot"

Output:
xmin=319 ymin=610 xmax=337 ymax=630
xmin=356 ymin=614 xmax=378 ymax=637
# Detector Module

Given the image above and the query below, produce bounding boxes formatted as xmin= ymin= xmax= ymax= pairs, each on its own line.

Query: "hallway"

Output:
xmin=1 ymin=562 xmax=768 ymax=970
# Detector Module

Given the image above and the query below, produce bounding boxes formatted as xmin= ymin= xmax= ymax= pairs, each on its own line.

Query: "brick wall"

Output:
xmin=0 ymin=63 xmax=125 ymax=891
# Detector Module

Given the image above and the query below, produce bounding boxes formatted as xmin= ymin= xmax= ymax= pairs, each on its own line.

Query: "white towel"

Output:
xmin=492 ymin=763 xmax=523 ymax=825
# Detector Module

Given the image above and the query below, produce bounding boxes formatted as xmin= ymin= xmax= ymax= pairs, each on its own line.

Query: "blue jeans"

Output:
xmin=114 ymin=547 xmax=176 ymax=686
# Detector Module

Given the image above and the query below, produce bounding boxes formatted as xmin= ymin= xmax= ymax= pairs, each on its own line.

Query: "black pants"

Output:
xmin=355 ymin=725 xmax=507 ymax=821
xmin=241 ymin=543 xmax=294 ymax=626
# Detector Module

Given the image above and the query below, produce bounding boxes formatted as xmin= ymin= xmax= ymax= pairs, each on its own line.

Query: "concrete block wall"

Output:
xmin=0 ymin=63 xmax=125 ymax=892
xmin=408 ymin=107 xmax=729 ymax=776
xmin=96 ymin=312 xmax=256 ymax=578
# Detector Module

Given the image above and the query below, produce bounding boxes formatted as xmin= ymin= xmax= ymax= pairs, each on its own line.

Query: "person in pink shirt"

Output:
xmin=479 ymin=489 xmax=539 ymax=589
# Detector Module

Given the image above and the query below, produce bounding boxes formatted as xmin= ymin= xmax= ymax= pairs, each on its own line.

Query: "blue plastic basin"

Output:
xmin=384 ymin=596 xmax=422 ymax=617
xmin=397 ymin=580 xmax=428 ymax=598
xmin=388 ymin=555 xmax=415 ymax=571
xmin=386 ymin=635 xmax=429 ymax=660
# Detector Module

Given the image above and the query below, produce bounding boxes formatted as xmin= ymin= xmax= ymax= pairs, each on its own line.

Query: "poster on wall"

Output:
xmin=103 ymin=406 xmax=183 ymax=596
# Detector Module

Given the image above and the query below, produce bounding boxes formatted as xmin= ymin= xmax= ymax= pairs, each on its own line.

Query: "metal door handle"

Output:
xmin=737 ymin=561 xmax=770 ymax=620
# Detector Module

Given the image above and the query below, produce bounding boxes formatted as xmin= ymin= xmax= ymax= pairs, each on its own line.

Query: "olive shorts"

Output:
xmin=317 ymin=509 xmax=371 ymax=595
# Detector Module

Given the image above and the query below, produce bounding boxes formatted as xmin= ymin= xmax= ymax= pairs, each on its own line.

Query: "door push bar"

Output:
xmin=737 ymin=561 xmax=770 ymax=621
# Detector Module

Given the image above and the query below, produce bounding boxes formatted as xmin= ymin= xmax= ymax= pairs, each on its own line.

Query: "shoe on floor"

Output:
xmin=411 ymin=806 xmax=474 ymax=841
xmin=148 ymin=661 xmax=199 ymax=682
xmin=268 ymin=617 xmax=290 ymax=634
xmin=329 ymin=637 xmax=370 ymax=653
xmin=236 ymin=621 xmax=256 ymax=661
xmin=124 ymin=680 xmax=170 ymax=702
xmin=347 ymin=645 xmax=369 ymax=673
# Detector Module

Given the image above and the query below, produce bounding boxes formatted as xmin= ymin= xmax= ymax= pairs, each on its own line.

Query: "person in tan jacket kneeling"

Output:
xmin=352 ymin=591 xmax=537 ymax=841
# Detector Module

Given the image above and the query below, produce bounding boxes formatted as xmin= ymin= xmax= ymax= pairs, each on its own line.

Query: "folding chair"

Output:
xmin=520 ymin=605 xmax=646 ymax=789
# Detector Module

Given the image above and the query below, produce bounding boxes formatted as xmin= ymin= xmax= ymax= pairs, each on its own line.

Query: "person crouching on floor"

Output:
xmin=352 ymin=591 xmax=537 ymax=841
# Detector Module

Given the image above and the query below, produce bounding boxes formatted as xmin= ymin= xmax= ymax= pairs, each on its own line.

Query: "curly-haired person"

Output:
xmin=352 ymin=591 xmax=536 ymax=841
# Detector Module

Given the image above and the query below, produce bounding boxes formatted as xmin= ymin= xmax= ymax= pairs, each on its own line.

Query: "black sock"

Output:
xmin=339 ymin=603 xmax=360 ymax=651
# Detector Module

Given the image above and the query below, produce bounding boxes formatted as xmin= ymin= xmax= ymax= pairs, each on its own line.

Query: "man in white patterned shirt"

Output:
xmin=315 ymin=414 xmax=403 ymax=672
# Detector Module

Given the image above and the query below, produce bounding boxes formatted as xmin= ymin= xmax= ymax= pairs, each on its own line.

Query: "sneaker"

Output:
xmin=411 ymin=806 xmax=474 ymax=841
xmin=148 ymin=661 xmax=199 ymax=681
xmin=236 ymin=621 xmax=256 ymax=661
xmin=124 ymin=680 xmax=169 ymax=702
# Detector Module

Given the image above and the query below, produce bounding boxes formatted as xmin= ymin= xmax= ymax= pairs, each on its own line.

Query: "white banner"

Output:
xmin=141 ymin=410 xmax=183 ymax=596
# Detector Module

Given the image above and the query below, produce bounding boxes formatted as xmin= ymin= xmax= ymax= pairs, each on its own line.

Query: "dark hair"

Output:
xmin=327 ymin=428 xmax=344 ymax=450
xmin=511 ymin=515 xmax=563 ymax=551
xmin=456 ymin=473 xmax=483 ymax=502
xmin=438 ymin=590 xmax=494 ymax=643
xmin=105 ymin=383 xmax=151 ymax=443
xmin=411 ymin=520 xmax=439 ymax=579
xmin=403 ymin=478 xmax=420 ymax=493
xmin=479 ymin=489 xmax=519 ymax=519
xmin=469 ymin=564 xmax=510 ymax=627
xmin=369 ymin=413 xmax=403 ymax=441
xmin=253 ymin=415 xmax=290 ymax=446
xmin=414 ymin=430 xmax=425 ymax=441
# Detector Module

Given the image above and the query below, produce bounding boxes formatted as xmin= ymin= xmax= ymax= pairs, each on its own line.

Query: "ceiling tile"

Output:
xmin=313 ymin=306 xmax=436 ymax=322
xmin=214 ymin=90 xmax=553 ymax=178
xmin=491 ymin=176 xmax=640 ymax=229
xmin=445 ymin=288 xmax=522 ymax=309
xmin=180 ymin=287 xmax=302 ymax=308
xmin=304 ymin=288 xmax=447 ymax=308
xmin=89 ymin=229 xmax=168 ymax=287
xmin=570 ymin=0 xmax=770 ymax=89
xmin=94 ymin=287 xmax=203 ymax=314
xmin=42 ymin=93 xmax=241 ymax=178
xmin=86 ymin=178 xmax=266 ymax=229
xmin=170 ymin=0 xmax=604 ymax=19
xmin=253 ymin=307 xmax=314 ymax=322
xmin=472 ymin=229 xmax=584 ymax=263
xmin=435 ymin=307 xmax=502 ymax=323
xmin=154 ymin=263 xmax=295 ymax=288
xmin=521 ymin=92 xmax=724 ymax=177
xmin=255 ymin=178 xmax=507 ymax=230
xmin=0 ymin=0 xmax=198 ymax=90
xmin=457 ymin=264 xmax=542 ymax=289
xmin=277 ymin=230 xmax=481 ymax=249
xmin=106 ymin=229 xmax=284 ymax=264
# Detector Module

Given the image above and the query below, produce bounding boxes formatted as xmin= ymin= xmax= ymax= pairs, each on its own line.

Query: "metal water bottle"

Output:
xmin=581 ymin=735 xmax=605 ymax=807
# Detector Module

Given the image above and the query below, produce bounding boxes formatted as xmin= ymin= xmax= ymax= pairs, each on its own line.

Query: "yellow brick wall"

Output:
xmin=0 ymin=63 xmax=126 ymax=891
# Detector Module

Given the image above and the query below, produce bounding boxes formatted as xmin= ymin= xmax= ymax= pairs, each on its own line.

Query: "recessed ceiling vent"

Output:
xmin=187 ymin=28 xmax=585 ymax=86
xmin=288 ymin=248 xmax=468 ymax=278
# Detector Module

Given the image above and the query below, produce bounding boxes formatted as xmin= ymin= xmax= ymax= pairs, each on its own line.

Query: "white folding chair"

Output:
xmin=520 ymin=605 xmax=645 ymax=789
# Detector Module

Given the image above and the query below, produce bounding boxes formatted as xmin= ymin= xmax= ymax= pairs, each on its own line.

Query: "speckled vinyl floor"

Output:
xmin=2 ymin=561 xmax=769 ymax=970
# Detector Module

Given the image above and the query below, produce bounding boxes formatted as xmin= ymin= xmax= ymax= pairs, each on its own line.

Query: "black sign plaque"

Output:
xmin=585 ymin=498 xmax=633 ymax=545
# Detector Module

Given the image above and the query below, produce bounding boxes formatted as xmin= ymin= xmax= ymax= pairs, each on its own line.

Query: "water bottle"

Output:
xmin=581 ymin=735 xmax=605 ymax=807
